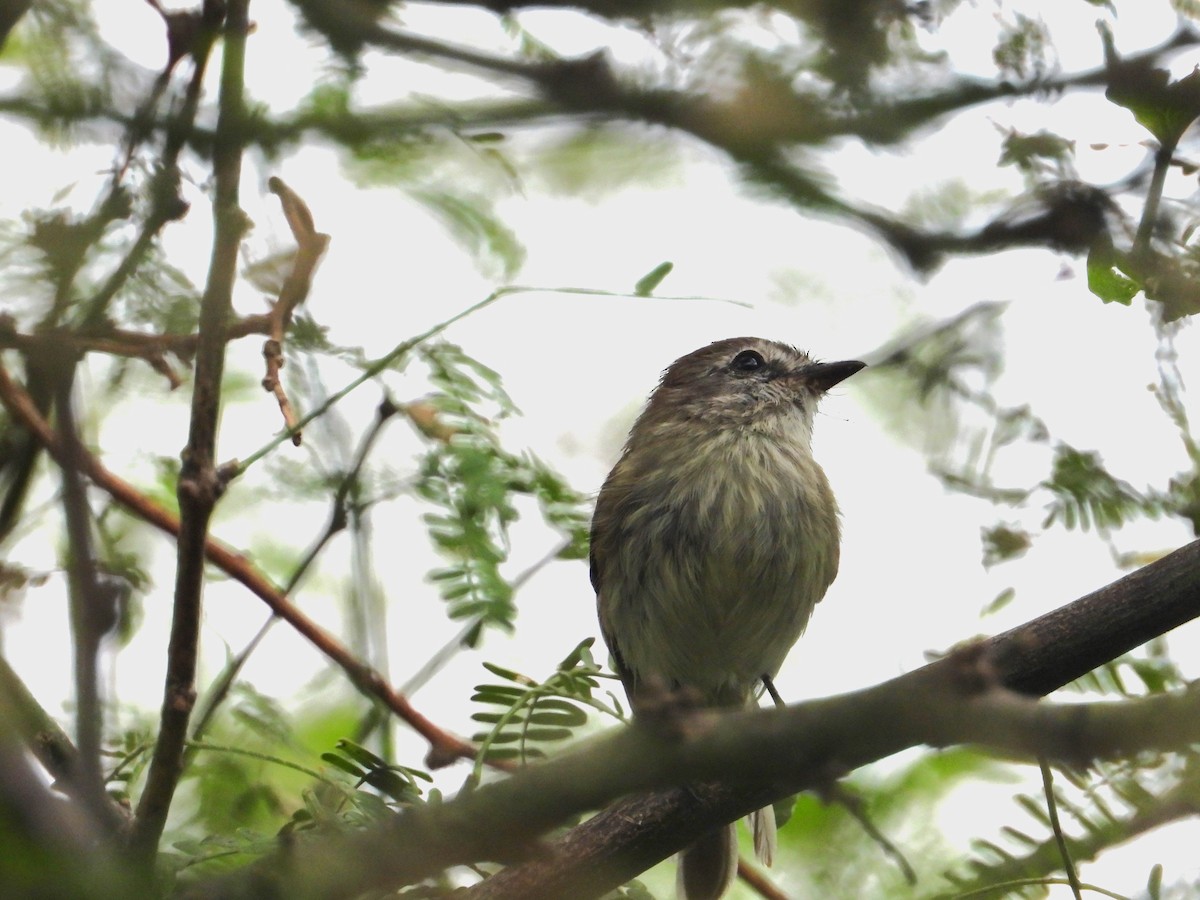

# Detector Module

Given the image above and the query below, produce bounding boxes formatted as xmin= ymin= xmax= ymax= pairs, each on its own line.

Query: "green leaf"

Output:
xmin=520 ymin=727 xmax=574 ymax=742
xmin=1148 ymin=863 xmax=1163 ymax=900
xmin=981 ymin=524 xmax=1031 ymax=568
xmin=526 ymin=708 xmax=588 ymax=727
xmin=1087 ymin=251 xmax=1139 ymax=305
xmin=335 ymin=740 xmax=388 ymax=770
xmin=482 ymin=661 xmax=528 ymax=683
xmin=320 ymin=753 xmax=364 ymax=779
xmin=1108 ymin=64 xmax=1200 ymax=146
xmin=980 ymin=586 xmax=1016 ymax=617
xmin=471 ymin=685 xmax=527 ymax=702
xmin=633 ymin=261 xmax=674 ymax=296
xmin=362 ymin=768 xmax=419 ymax=803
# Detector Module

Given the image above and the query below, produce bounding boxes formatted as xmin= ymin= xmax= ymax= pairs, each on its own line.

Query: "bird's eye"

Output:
xmin=730 ymin=349 xmax=765 ymax=372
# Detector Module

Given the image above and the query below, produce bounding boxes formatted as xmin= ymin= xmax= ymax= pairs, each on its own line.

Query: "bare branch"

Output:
xmin=129 ymin=0 xmax=250 ymax=860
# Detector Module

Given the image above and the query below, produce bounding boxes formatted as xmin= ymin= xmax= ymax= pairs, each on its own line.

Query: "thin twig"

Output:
xmin=54 ymin=371 xmax=122 ymax=836
xmin=951 ymin=877 xmax=1130 ymax=899
xmin=734 ymin=860 xmax=788 ymax=900
xmin=828 ymin=784 xmax=917 ymax=886
xmin=0 ymin=316 xmax=270 ymax=385
xmin=1040 ymin=758 xmax=1084 ymax=900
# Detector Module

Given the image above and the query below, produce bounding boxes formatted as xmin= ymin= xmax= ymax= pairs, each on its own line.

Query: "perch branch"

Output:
xmin=187 ymin=643 xmax=1200 ymax=900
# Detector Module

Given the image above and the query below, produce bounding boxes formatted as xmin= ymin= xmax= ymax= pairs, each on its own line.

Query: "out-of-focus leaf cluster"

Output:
xmin=939 ymin=749 xmax=1197 ymax=900
xmin=1041 ymin=445 xmax=1166 ymax=532
xmin=416 ymin=342 xmax=590 ymax=633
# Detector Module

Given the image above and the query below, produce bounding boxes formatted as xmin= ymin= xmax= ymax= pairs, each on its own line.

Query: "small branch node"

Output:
xmin=942 ymin=639 xmax=997 ymax=695
xmin=169 ymin=685 xmax=197 ymax=713
xmin=178 ymin=463 xmax=225 ymax=505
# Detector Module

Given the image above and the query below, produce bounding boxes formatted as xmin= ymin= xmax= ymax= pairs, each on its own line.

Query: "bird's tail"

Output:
xmin=676 ymin=803 xmax=777 ymax=900
xmin=676 ymin=823 xmax=737 ymax=900
xmin=751 ymin=803 xmax=777 ymax=866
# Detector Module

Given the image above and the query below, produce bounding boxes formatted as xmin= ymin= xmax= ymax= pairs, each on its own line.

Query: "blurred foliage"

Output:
xmin=774 ymin=747 xmax=1013 ymax=897
xmin=416 ymin=341 xmax=591 ymax=632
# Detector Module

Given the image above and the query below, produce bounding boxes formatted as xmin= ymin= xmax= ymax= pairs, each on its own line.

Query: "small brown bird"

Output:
xmin=590 ymin=337 xmax=863 ymax=900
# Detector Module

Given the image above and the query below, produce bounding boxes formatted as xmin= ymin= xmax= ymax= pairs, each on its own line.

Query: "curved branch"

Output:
xmin=186 ymin=619 xmax=1200 ymax=900
xmin=465 ymin=539 xmax=1200 ymax=899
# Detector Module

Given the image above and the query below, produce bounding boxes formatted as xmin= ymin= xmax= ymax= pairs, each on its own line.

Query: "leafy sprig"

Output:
xmin=416 ymin=341 xmax=590 ymax=633
xmin=320 ymin=738 xmax=432 ymax=807
xmin=469 ymin=638 xmax=623 ymax=775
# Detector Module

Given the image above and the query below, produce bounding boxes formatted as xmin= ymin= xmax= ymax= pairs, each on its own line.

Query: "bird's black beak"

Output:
xmin=800 ymin=360 xmax=866 ymax=393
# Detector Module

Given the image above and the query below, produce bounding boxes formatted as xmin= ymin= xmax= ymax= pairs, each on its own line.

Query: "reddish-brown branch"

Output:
xmin=735 ymin=860 xmax=787 ymax=900
xmin=0 ymin=360 xmax=480 ymax=768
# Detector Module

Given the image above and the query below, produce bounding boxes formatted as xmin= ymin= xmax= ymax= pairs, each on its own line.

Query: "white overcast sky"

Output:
xmin=3 ymin=0 xmax=1200 ymax=896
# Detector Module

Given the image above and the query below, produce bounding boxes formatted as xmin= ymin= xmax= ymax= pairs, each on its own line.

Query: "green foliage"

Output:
xmin=901 ymin=180 xmax=997 ymax=231
xmin=633 ymin=261 xmax=674 ymax=296
xmin=470 ymin=639 xmax=622 ymax=769
xmin=13 ymin=0 xmax=121 ymax=143
xmin=1087 ymin=251 xmax=1140 ymax=306
xmin=227 ymin=683 xmax=296 ymax=747
xmin=980 ymin=586 xmax=1017 ymax=617
xmin=980 ymin=524 xmax=1031 ymax=569
xmin=419 ymin=438 xmax=520 ymax=629
xmin=533 ymin=126 xmax=681 ymax=199
xmin=2 ymin=0 xmax=1200 ymax=898
xmin=416 ymin=341 xmax=590 ymax=631
xmin=420 ymin=340 xmax=517 ymax=422
xmin=115 ymin=246 xmax=202 ymax=333
xmin=320 ymin=739 xmax=431 ymax=805
xmin=103 ymin=728 xmax=154 ymax=808
xmin=286 ymin=313 xmax=334 ymax=354
xmin=937 ymin=750 xmax=1199 ymax=900
xmin=937 ymin=637 xmax=1190 ymax=898
xmin=167 ymin=829 xmax=282 ymax=877
xmin=0 ymin=560 xmax=49 ymax=604
xmin=1102 ymin=27 xmax=1200 ymax=147
xmin=992 ymin=13 xmax=1052 ymax=82
xmin=775 ymin=748 xmax=1007 ymax=897
xmin=1065 ymin=641 xmax=1186 ymax=698
xmin=1041 ymin=445 xmax=1164 ymax=533
xmin=997 ymin=128 xmax=1075 ymax=181
xmin=410 ymin=188 xmax=526 ymax=280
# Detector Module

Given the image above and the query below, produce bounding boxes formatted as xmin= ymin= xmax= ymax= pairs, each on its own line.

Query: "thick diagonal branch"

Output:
xmin=186 ymin=588 xmax=1200 ymax=900
xmin=465 ymin=539 xmax=1200 ymax=900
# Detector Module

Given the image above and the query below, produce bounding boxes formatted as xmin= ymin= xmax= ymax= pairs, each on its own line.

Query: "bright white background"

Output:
xmin=3 ymin=0 xmax=1200 ymax=896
